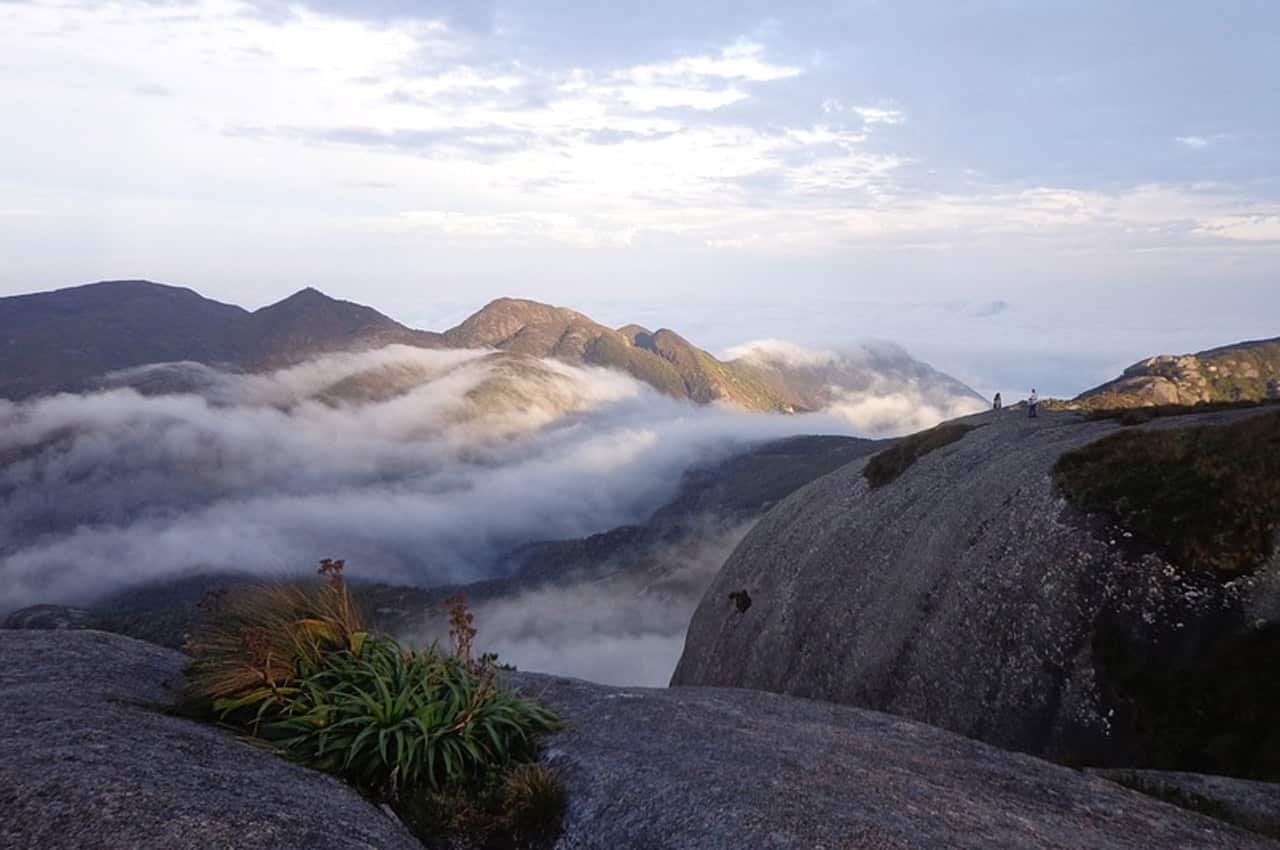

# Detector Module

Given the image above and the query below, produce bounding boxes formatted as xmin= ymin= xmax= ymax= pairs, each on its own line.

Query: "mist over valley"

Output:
xmin=0 ymin=282 xmax=982 ymax=684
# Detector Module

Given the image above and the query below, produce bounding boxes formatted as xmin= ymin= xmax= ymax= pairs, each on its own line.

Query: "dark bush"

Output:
xmin=1083 ymin=398 xmax=1280 ymax=425
xmin=1055 ymin=410 xmax=1280 ymax=573
xmin=864 ymin=423 xmax=975 ymax=489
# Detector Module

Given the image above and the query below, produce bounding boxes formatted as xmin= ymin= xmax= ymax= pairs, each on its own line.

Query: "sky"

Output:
xmin=1 ymin=0 xmax=1278 ymax=397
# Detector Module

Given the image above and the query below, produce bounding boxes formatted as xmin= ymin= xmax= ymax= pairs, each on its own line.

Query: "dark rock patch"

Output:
xmin=1090 ymin=769 xmax=1280 ymax=839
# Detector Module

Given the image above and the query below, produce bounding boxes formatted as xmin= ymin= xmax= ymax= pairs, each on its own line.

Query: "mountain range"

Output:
xmin=0 ymin=281 xmax=984 ymax=417
xmin=0 ymin=282 xmax=445 ymax=400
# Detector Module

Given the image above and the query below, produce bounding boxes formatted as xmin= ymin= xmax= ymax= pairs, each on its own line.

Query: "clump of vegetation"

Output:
xmin=863 ymin=423 xmax=975 ymax=489
xmin=1082 ymin=397 xmax=1280 ymax=426
xmin=1102 ymin=773 xmax=1235 ymax=827
xmin=1054 ymin=410 xmax=1280 ymax=573
xmin=184 ymin=561 xmax=564 ymax=849
xmin=399 ymin=762 xmax=568 ymax=849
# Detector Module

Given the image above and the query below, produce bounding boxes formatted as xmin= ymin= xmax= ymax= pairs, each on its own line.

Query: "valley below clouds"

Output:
xmin=0 ymin=342 xmax=980 ymax=682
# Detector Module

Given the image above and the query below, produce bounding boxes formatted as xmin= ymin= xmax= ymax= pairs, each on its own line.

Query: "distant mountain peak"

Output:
xmin=442 ymin=297 xmax=593 ymax=351
xmin=0 ymin=280 xmax=440 ymax=399
xmin=254 ymin=287 xmax=345 ymax=312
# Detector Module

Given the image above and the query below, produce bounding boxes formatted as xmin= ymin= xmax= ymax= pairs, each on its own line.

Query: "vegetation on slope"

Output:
xmin=863 ymin=423 xmax=976 ymax=489
xmin=1082 ymin=398 xmax=1280 ymax=426
xmin=1054 ymin=410 xmax=1280 ymax=574
xmin=184 ymin=560 xmax=564 ymax=849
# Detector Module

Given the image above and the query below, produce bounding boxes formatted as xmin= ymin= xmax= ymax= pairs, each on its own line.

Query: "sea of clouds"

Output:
xmin=0 ymin=342 xmax=984 ymax=683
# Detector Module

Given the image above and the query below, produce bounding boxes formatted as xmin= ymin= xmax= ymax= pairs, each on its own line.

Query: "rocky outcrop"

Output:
xmin=1075 ymin=336 xmax=1280 ymax=408
xmin=0 ymin=630 xmax=421 ymax=850
xmin=2 ymin=629 xmax=1271 ymax=849
xmin=673 ymin=407 xmax=1280 ymax=779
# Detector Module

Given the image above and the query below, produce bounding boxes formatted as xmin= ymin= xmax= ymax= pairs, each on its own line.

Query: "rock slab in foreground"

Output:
xmin=0 ymin=630 xmax=420 ymax=850
xmin=3 ymin=630 xmax=1271 ymax=849
xmin=510 ymin=672 xmax=1272 ymax=849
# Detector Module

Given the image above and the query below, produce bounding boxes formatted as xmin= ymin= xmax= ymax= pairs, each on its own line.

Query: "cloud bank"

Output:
xmin=409 ymin=522 xmax=754 ymax=687
xmin=726 ymin=338 xmax=988 ymax=435
xmin=1 ymin=345 xmax=875 ymax=613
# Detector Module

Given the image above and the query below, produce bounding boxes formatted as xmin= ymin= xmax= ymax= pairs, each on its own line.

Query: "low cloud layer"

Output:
xmin=1 ymin=346 xmax=870 ymax=613
xmin=726 ymin=338 xmax=988 ymax=435
xmin=409 ymin=522 xmax=753 ymax=687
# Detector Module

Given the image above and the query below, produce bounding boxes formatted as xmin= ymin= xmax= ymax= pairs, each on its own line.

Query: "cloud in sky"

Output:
xmin=0 ymin=0 xmax=1276 ymax=395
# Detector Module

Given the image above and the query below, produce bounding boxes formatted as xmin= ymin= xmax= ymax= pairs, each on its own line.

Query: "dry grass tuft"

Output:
xmin=183 ymin=558 xmax=365 ymax=716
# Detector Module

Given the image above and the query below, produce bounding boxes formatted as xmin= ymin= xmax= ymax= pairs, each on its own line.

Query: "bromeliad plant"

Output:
xmin=183 ymin=562 xmax=564 ymax=843
xmin=253 ymin=630 xmax=559 ymax=792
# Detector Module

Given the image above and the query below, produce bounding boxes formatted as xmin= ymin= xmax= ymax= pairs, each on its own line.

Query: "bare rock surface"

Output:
xmin=1089 ymin=769 xmax=1280 ymax=839
xmin=510 ymin=671 xmax=1273 ymax=849
xmin=673 ymin=407 xmax=1280 ymax=777
xmin=0 ymin=630 xmax=421 ymax=850
xmin=2 ymin=603 xmax=97 ymax=630
xmin=1 ymin=629 xmax=1272 ymax=849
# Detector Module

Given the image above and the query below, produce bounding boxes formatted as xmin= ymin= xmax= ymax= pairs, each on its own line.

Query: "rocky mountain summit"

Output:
xmin=674 ymin=405 xmax=1280 ymax=781
xmin=1075 ymin=336 xmax=1280 ymax=407
xmin=3 ymin=629 xmax=1271 ymax=850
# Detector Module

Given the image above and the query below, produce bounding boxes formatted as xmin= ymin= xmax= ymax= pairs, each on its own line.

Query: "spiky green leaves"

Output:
xmin=250 ymin=636 xmax=560 ymax=792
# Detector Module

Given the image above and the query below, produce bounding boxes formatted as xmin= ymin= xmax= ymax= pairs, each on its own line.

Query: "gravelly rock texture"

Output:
xmin=0 ymin=630 xmax=420 ymax=850
xmin=672 ymin=407 xmax=1280 ymax=778
xmin=510 ymin=672 xmax=1273 ymax=849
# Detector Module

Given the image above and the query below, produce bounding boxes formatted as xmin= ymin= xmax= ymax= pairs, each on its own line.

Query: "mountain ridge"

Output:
xmin=0 ymin=281 xmax=984 ymax=421
xmin=442 ymin=296 xmax=795 ymax=409
xmin=0 ymin=280 xmax=442 ymax=399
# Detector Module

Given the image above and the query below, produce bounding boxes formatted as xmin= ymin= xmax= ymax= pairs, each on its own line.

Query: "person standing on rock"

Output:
xmin=1027 ymin=388 xmax=1039 ymax=418
xmin=993 ymin=392 xmax=1002 ymax=411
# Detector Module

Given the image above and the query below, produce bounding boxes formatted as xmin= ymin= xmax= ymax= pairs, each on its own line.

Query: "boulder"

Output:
xmin=672 ymin=407 xmax=1280 ymax=779
xmin=515 ymin=671 xmax=1270 ymax=848
xmin=0 ymin=630 xmax=420 ymax=850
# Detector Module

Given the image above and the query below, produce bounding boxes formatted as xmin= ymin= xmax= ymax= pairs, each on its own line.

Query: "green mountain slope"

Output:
xmin=1076 ymin=337 xmax=1280 ymax=408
